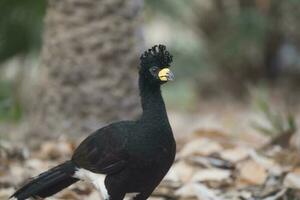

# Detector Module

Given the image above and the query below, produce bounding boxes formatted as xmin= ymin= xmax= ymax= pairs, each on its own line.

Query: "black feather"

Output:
xmin=11 ymin=161 xmax=78 ymax=200
xmin=140 ymin=44 xmax=173 ymax=68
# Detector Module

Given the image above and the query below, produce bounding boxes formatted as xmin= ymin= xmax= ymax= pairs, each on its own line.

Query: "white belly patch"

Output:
xmin=74 ymin=168 xmax=141 ymax=199
xmin=73 ymin=168 xmax=109 ymax=199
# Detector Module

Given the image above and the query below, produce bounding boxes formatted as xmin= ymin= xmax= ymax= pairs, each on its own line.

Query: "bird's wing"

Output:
xmin=72 ymin=124 xmax=130 ymax=175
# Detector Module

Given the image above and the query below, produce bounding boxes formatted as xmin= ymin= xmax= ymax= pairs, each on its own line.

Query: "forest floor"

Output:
xmin=1 ymin=105 xmax=300 ymax=200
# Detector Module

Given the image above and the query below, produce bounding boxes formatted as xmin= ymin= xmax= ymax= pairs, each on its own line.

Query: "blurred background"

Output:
xmin=1 ymin=0 xmax=300 ymax=141
xmin=1 ymin=0 xmax=300 ymax=199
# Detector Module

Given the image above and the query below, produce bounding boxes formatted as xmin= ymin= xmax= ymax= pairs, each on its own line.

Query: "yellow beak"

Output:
xmin=158 ymin=68 xmax=175 ymax=81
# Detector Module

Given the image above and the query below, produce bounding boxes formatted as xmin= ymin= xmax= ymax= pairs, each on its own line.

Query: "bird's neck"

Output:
xmin=139 ymin=77 xmax=168 ymax=121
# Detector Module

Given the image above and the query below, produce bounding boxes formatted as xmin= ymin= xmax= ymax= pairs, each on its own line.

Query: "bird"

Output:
xmin=11 ymin=44 xmax=176 ymax=200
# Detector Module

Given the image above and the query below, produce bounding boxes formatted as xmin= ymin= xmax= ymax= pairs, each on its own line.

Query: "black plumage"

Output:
xmin=11 ymin=161 xmax=78 ymax=199
xmin=11 ymin=44 xmax=176 ymax=200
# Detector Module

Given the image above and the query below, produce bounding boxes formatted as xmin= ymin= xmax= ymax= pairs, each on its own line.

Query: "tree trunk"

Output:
xmin=29 ymin=0 xmax=144 ymax=138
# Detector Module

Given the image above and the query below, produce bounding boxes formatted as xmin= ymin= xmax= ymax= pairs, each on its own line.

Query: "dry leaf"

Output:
xmin=283 ymin=168 xmax=300 ymax=189
xmin=192 ymin=168 xmax=231 ymax=182
xmin=193 ymin=184 xmax=221 ymax=200
xmin=38 ymin=140 xmax=73 ymax=160
xmin=249 ymin=150 xmax=275 ymax=168
xmin=220 ymin=147 xmax=250 ymax=163
xmin=54 ymin=190 xmax=82 ymax=200
xmin=0 ymin=188 xmax=14 ymax=199
xmin=147 ymin=197 xmax=165 ymax=200
xmin=238 ymin=160 xmax=268 ymax=185
xmin=164 ymin=161 xmax=195 ymax=183
xmin=2 ymin=129 xmax=300 ymax=200
xmin=175 ymin=183 xmax=197 ymax=198
xmin=189 ymin=156 xmax=234 ymax=169
xmin=179 ymin=138 xmax=222 ymax=157
xmin=84 ymin=191 xmax=101 ymax=200
xmin=263 ymin=189 xmax=287 ymax=200
xmin=249 ymin=150 xmax=283 ymax=176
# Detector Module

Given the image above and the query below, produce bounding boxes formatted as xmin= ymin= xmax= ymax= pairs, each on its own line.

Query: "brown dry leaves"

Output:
xmin=1 ymin=130 xmax=300 ymax=200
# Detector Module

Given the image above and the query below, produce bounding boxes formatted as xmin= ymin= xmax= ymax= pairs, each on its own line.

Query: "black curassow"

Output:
xmin=11 ymin=44 xmax=176 ymax=200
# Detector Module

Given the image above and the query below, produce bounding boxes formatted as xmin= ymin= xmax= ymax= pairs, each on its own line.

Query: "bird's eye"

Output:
xmin=149 ymin=67 xmax=159 ymax=75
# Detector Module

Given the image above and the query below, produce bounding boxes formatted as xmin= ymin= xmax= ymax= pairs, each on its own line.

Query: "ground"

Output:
xmin=1 ymin=108 xmax=300 ymax=200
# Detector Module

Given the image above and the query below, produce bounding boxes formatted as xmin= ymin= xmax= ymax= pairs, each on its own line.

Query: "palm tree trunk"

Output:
xmin=29 ymin=0 xmax=144 ymax=137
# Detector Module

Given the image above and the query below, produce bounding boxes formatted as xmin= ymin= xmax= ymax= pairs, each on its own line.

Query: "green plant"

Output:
xmin=0 ymin=0 xmax=46 ymax=63
xmin=251 ymin=96 xmax=296 ymax=137
xmin=0 ymin=80 xmax=22 ymax=121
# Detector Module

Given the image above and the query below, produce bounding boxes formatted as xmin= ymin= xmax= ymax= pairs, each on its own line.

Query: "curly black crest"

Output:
xmin=140 ymin=44 xmax=173 ymax=67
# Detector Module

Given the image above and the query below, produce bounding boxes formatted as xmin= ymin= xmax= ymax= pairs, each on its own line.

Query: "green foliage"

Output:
xmin=0 ymin=0 xmax=46 ymax=120
xmin=145 ymin=0 xmax=269 ymax=91
xmin=0 ymin=80 xmax=22 ymax=121
xmin=251 ymin=96 xmax=297 ymax=137
xmin=0 ymin=0 xmax=46 ymax=63
xmin=145 ymin=0 xmax=187 ymax=19
xmin=204 ymin=7 xmax=269 ymax=81
xmin=221 ymin=9 xmax=267 ymax=55
xmin=146 ymin=0 xmax=300 ymax=98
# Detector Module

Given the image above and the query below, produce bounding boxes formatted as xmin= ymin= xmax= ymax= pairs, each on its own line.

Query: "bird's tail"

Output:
xmin=11 ymin=160 xmax=79 ymax=200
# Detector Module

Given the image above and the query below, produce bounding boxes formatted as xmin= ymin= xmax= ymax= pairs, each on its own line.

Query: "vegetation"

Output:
xmin=1 ymin=1 xmax=300 ymax=199
xmin=0 ymin=0 xmax=46 ymax=121
xmin=0 ymin=80 xmax=22 ymax=121
xmin=1 ymin=0 xmax=300 ymax=119
xmin=146 ymin=0 xmax=300 ymax=99
xmin=0 ymin=0 xmax=46 ymax=62
xmin=252 ymin=97 xmax=296 ymax=137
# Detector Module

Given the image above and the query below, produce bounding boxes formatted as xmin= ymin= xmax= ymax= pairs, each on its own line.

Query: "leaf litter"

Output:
xmin=1 ymin=130 xmax=300 ymax=200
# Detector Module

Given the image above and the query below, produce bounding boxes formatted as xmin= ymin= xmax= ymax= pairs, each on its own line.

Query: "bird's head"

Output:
xmin=140 ymin=44 xmax=174 ymax=85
